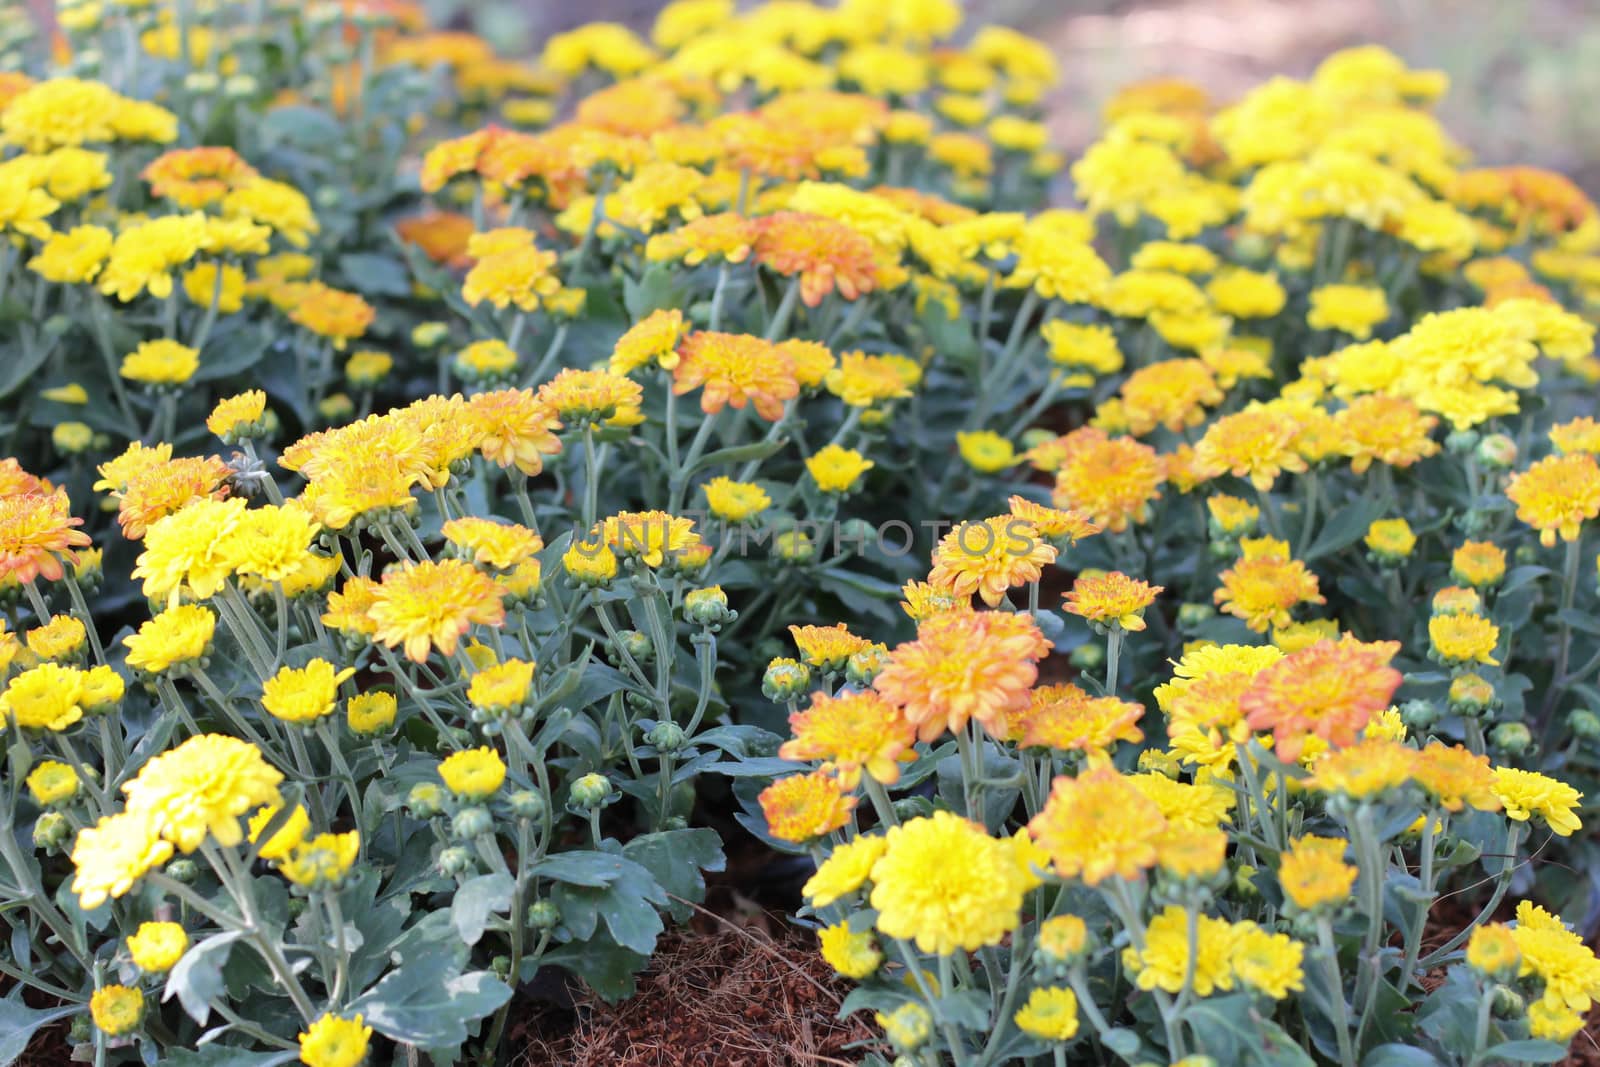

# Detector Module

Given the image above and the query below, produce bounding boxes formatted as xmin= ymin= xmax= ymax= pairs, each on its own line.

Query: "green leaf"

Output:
xmin=532 ymin=850 xmax=633 ymax=888
xmin=540 ymin=938 xmax=648 ymax=1003
xmin=258 ymin=106 xmax=343 ymax=149
xmin=622 ymin=264 xmax=688 ymax=320
xmin=1360 ymin=1046 xmax=1444 ymax=1067
xmin=1100 ymin=1028 xmax=1142 ymax=1058
xmin=0 ymin=346 xmax=54 ymax=400
xmin=1481 ymin=1040 xmax=1567 ymax=1063
xmin=164 ymin=930 xmax=245 ymax=1026
xmin=161 ymin=1048 xmax=299 ymax=1067
xmin=687 ymin=437 xmax=788 ymax=475
xmin=622 ymin=828 xmax=726 ymax=922
xmin=0 ymin=997 xmax=79 ymax=1067
xmin=351 ymin=961 xmax=511 ymax=1047
xmin=451 ymin=873 xmax=515 ymax=947
xmin=1305 ymin=495 xmax=1387 ymax=560
xmin=337 ymin=253 xmax=413 ymax=298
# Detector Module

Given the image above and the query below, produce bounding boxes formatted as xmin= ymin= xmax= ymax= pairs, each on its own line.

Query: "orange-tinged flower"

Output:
xmin=1050 ymin=427 xmax=1163 ymax=533
xmin=789 ymin=623 xmax=872 ymax=672
xmin=1016 ymin=684 xmax=1144 ymax=762
xmin=394 ymin=211 xmax=475 ymax=266
xmin=928 ymin=516 xmax=1057 ymax=608
xmin=142 ymin=147 xmax=258 ymax=209
xmin=466 ymin=388 xmax=564 ymax=476
xmin=1027 ymin=766 xmax=1166 ymax=885
xmin=1337 ymin=394 xmax=1440 ymax=474
xmin=288 ymin=282 xmax=373 ymax=350
xmin=753 ymin=211 xmax=879 ymax=307
xmin=442 ymin=517 xmax=543 ymax=571
xmin=368 ymin=559 xmax=506 ymax=662
xmin=646 ymin=211 xmax=761 ymax=266
xmin=873 ymin=611 xmax=1049 ymax=742
xmin=1006 ymin=497 xmax=1100 ymax=543
xmin=535 ymin=367 xmax=643 ymax=428
xmin=1278 ymin=835 xmax=1357 ymax=912
xmin=1550 ymin=417 xmax=1600 ymax=457
xmin=1452 ymin=540 xmax=1507 ymax=587
xmin=759 ymin=770 xmax=855 ymax=843
xmin=114 ymin=455 xmax=233 ymax=541
xmin=672 ymin=331 xmax=799 ymax=421
xmin=0 ymin=489 xmax=91 ymax=584
xmin=610 ymin=309 xmax=687 ymax=375
xmin=1063 ymin=571 xmax=1163 ymax=632
xmin=1119 ymin=358 xmax=1224 ymax=436
xmin=1242 ymin=638 xmax=1403 ymax=760
xmin=1194 ymin=405 xmax=1308 ymax=491
xmin=1507 ymin=452 xmax=1600 ymax=547
xmin=322 ymin=577 xmax=381 ymax=638
xmin=1413 ymin=742 xmax=1501 ymax=812
xmin=778 ymin=690 xmax=916 ymax=788
xmin=602 ymin=510 xmax=701 ymax=568
xmin=1304 ymin=738 xmax=1417 ymax=799
xmin=1213 ymin=539 xmax=1324 ymax=632
xmin=1430 ymin=612 xmax=1501 ymax=666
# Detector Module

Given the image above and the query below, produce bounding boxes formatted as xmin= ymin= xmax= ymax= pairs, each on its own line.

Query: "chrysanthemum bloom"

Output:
xmin=1408 ymin=742 xmax=1501 ymax=813
xmin=1549 ymin=417 xmax=1600 ymax=458
xmin=1492 ymin=767 xmax=1584 ymax=836
xmin=115 ymin=455 xmax=234 ymax=541
xmin=223 ymin=505 xmax=322 ymax=586
xmin=645 ymin=212 xmax=762 ymax=266
xmin=289 ymin=282 xmax=374 ymax=350
xmin=223 ymin=177 xmax=318 ymax=248
xmin=955 ymin=430 xmax=1017 ymax=473
xmin=1027 ymin=766 xmax=1166 ymax=884
xmin=1337 ymin=394 xmax=1441 ymax=474
xmin=868 ymin=811 xmax=1031 ymax=955
xmin=1016 ymin=685 xmax=1144 ymax=763
xmin=1122 ymin=906 xmax=1239 ymax=996
xmin=468 ymin=659 xmax=536 ymax=714
xmin=1278 ymin=835 xmax=1358 ymax=913
xmin=1049 ymin=427 xmax=1164 ymax=532
xmin=442 ymin=517 xmax=543 ymax=572
xmin=453 ymin=340 xmax=518 ymax=382
xmin=928 ymin=516 xmax=1057 ymax=608
xmin=1365 ymin=518 xmax=1417 ymax=562
xmin=247 ymin=803 xmax=311 ymax=862
xmin=1206 ymin=495 xmax=1261 ymax=539
xmin=467 ymin=388 xmax=564 ymax=477
xmin=70 ymin=808 xmax=174 ymax=909
xmin=1005 ymin=497 xmax=1100 ymax=545
xmin=280 ymin=830 xmax=361 ymax=889
xmin=817 ymin=923 xmax=882 ymax=979
xmin=25 ymin=614 xmax=86 ymax=663
xmin=90 ymin=985 xmax=144 ymax=1036
xmin=206 ymin=390 xmax=268 ymax=442
xmin=126 ymin=921 xmax=188 ymax=973
xmin=602 ymin=510 xmax=700 ymax=569
xmin=142 ymin=146 xmax=258 ymax=208
xmin=535 ymin=368 xmax=644 ymax=428
xmin=802 ymin=835 xmax=888 ymax=908
xmin=298 ymin=1013 xmax=372 ymax=1067
xmin=131 ymin=497 xmax=248 ymax=606
xmin=1206 ymin=267 xmax=1287 ymax=318
xmin=699 ymin=476 xmax=769 ymax=524
xmin=1041 ymin=320 xmax=1123 ymax=374
xmin=1429 ymin=612 xmax=1501 ymax=666
xmin=788 ymin=623 xmax=872 ymax=673
xmin=29 ymin=224 xmax=113 ymax=283
xmin=1307 ymin=283 xmax=1390 ymax=339
xmin=753 ymin=211 xmax=879 ymax=307
xmin=0 ymin=662 xmax=86 ymax=731
xmin=672 ymin=331 xmax=798 ymax=420
xmin=1119 ymin=358 xmax=1224 ymax=436
xmin=98 ymin=212 xmax=210 ymax=302
xmin=438 ymin=746 xmax=507 ymax=800
xmin=1213 ymin=538 xmax=1325 ymax=633
xmin=121 ymin=734 xmax=283 ymax=852
xmin=1466 ymin=923 xmax=1522 ymax=979
xmin=874 ymin=611 xmax=1049 ymax=742
xmin=1230 ymin=921 xmax=1306 ymax=1000
xmin=394 ymin=210 xmax=475 ymax=266
xmin=262 ymin=660 xmax=357 ymax=725
xmin=806 ymin=444 xmax=875 ymax=493
xmin=25 ymin=760 xmax=79 ymax=806
xmin=778 ymin=690 xmax=916 ymax=788
xmin=1304 ymin=738 xmax=1417 ymax=799
xmin=1063 ymin=571 xmax=1163 ymax=632
xmin=1507 ymin=452 xmax=1600 ymax=547
xmin=1013 ymin=987 xmax=1079 ymax=1042
xmin=608 ymin=309 xmax=687 ymax=377
xmin=1194 ymin=405 xmax=1308 ymax=491
xmin=0 ymin=489 xmax=91 ymax=583
xmin=463 ymin=238 xmax=561 ymax=311
xmin=369 ymin=559 xmax=507 ymax=662
xmin=1241 ymin=637 xmax=1402 ymax=760
xmin=1510 ymin=900 xmax=1600 ymax=1025
xmin=123 ymin=604 xmax=215 ymax=675
xmin=1131 ymin=772 xmax=1235 ymax=833
xmin=759 ymin=770 xmax=856 ymax=843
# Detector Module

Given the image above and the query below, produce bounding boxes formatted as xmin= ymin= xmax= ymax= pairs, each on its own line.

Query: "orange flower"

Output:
xmin=672 ymin=331 xmax=799 ymax=421
xmin=1017 ymin=684 xmax=1144 ymax=763
xmin=0 ymin=489 xmax=91 ymax=584
xmin=873 ymin=611 xmax=1049 ymax=742
xmin=928 ymin=516 xmax=1057 ymax=607
xmin=288 ymin=282 xmax=374 ymax=350
xmin=1413 ymin=742 xmax=1501 ymax=813
xmin=1337 ymin=394 xmax=1440 ymax=474
xmin=1027 ymin=766 xmax=1166 ymax=885
xmin=1006 ymin=497 xmax=1101 ymax=543
xmin=778 ymin=690 xmax=916 ymax=788
xmin=368 ymin=559 xmax=506 ymax=662
xmin=1241 ymin=638 xmax=1403 ymax=761
xmin=1050 ymin=427 xmax=1163 ymax=533
xmin=467 ymin=388 xmax=564 ymax=476
xmin=394 ymin=211 xmax=475 ymax=266
xmin=759 ymin=770 xmax=856 ymax=843
xmin=645 ymin=212 xmax=761 ymax=266
xmin=1063 ymin=571 xmax=1163 ymax=632
xmin=1194 ymin=405 xmax=1308 ymax=491
xmin=1119 ymin=358 xmax=1224 ymax=436
xmin=1506 ymin=452 xmax=1600 ymax=547
xmin=114 ymin=456 xmax=233 ymax=541
xmin=1213 ymin=538 xmax=1325 ymax=633
xmin=536 ymin=367 xmax=644 ymax=427
xmin=142 ymin=147 xmax=259 ymax=209
xmin=789 ymin=623 xmax=873 ymax=673
xmin=753 ymin=211 xmax=879 ymax=308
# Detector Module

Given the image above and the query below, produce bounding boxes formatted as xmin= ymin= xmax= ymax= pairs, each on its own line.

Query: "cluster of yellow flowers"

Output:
xmin=7 ymin=0 xmax=1600 ymax=1064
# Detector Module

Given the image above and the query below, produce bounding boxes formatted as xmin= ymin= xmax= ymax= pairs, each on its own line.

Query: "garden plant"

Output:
xmin=3 ymin=1 xmax=1600 ymax=1066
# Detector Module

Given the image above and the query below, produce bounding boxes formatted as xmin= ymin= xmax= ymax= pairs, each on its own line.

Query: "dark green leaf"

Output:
xmin=1481 ymin=1040 xmax=1567 ymax=1063
xmin=351 ymin=960 xmax=511 ymax=1047
xmin=164 ymin=930 xmax=245 ymax=1025
xmin=622 ymin=829 xmax=725 ymax=922
xmin=451 ymin=873 xmax=515 ymax=947
xmin=0 ymin=997 xmax=79 ymax=1067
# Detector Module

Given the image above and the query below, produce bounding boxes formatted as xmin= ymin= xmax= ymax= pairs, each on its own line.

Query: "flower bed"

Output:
xmin=3 ymin=2 xmax=1600 ymax=1066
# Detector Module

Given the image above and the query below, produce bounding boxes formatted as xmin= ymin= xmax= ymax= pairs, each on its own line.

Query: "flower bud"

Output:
xmin=32 ymin=811 xmax=70 ymax=850
xmin=569 ymin=773 xmax=612 ymax=810
xmin=774 ymin=530 xmax=814 ymax=564
xmin=527 ymin=900 xmax=562 ymax=930
xmin=1491 ymin=984 xmax=1525 ymax=1018
xmin=411 ymin=321 xmax=450 ymax=348
xmin=893 ymin=796 xmax=934 ymax=822
xmin=683 ymin=586 xmax=733 ymax=627
xmin=1445 ymin=429 xmax=1480 ymax=455
xmin=1034 ymin=914 xmax=1090 ymax=967
xmin=761 ymin=657 xmax=811 ymax=702
xmin=184 ymin=71 xmax=220 ymax=93
xmin=1400 ymin=698 xmax=1439 ymax=730
xmin=491 ymin=955 xmax=512 ymax=980
xmin=439 ymin=846 xmax=476 ymax=876
xmin=451 ymin=806 xmax=494 ymax=840
xmin=845 ymin=645 xmax=890 ymax=687
xmin=1569 ymin=709 xmax=1600 ymax=742
xmin=1490 ymin=722 xmax=1533 ymax=757
xmin=1068 ymin=642 xmax=1104 ymax=671
xmin=614 ymin=629 xmax=654 ymax=664
xmin=507 ymin=790 xmax=546 ymax=821
xmin=167 ymin=859 xmax=200 ymax=884
xmin=1447 ymin=674 xmax=1496 ymax=716
xmin=407 ymin=782 xmax=447 ymax=818
xmin=646 ymin=721 xmax=687 ymax=754
xmin=1475 ymin=433 xmax=1517 ymax=470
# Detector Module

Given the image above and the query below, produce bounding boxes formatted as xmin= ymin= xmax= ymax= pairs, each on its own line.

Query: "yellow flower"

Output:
xmin=673 ymin=330 xmax=799 ymax=420
xmin=817 ymin=922 xmax=881 ymax=979
xmin=1492 ymin=767 xmax=1583 ymax=836
xmin=1 ymin=662 xmax=87 ymax=731
xmin=206 ymin=390 xmax=267 ymax=441
xmin=468 ymin=659 xmax=536 ymax=713
xmin=25 ymin=759 xmax=79 ymax=806
xmin=248 ymin=803 xmax=310 ymax=862
xmin=70 ymin=809 xmax=175 ymax=909
xmin=1364 ymin=518 xmax=1417 ymax=560
xmin=347 ymin=693 xmax=397 ymax=735
xmin=121 ymin=734 xmax=283 ymax=853
xmin=26 ymin=614 xmax=86 ymax=662
xmin=602 ymin=510 xmax=701 ymax=569
xmin=702 ymin=476 xmax=771 ymax=523
xmin=758 ymin=770 xmax=855 ymax=844
xmin=928 ymin=516 xmax=1057 ymax=608
xmin=1307 ymin=284 xmax=1390 ymax=339
xmin=262 ymin=659 xmax=356 ymax=725
xmin=1429 ymin=612 xmax=1501 ymax=666
xmin=1013 ymin=986 xmax=1079 ymax=1041
xmin=442 ymin=517 xmax=543 ymax=571
xmin=1278 ymin=835 xmax=1357 ymax=912
xmin=1465 ymin=922 xmax=1520 ymax=978
xmin=875 ymin=1002 xmax=933 ymax=1052
xmin=1452 ymin=540 xmax=1507 ymax=587
xmin=298 ymin=1013 xmax=372 ymax=1067
xmin=121 ymin=339 xmax=199 ymax=386
xmin=1122 ymin=906 xmax=1237 ymax=996
xmin=1230 ymin=921 xmax=1306 ymax=1000
xmin=955 ymin=430 xmax=1016 ymax=473
xmin=90 ymin=985 xmax=144 ymax=1036
xmin=438 ymin=746 xmax=507 ymax=799
xmin=806 ymin=444 xmax=875 ymax=493
xmin=610 ymin=308 xmax=686 ymax=375
xmin=29 ymin=224 xmax=112 ymax=282
xmin=1063 ymin=571 xmax=1163 ymax=632
xmin=182 ymin=261 xmax=245 ymax=314
xmin=802 ymin=835 xmax=888 ymax=908
xmin=1507 ymin=452 xmax=1600 ymax=547
xmin=868 ymin=811 xmax=1030 ymax=955
xmin=1040 ymin=321 xmax=1122 ymax=374
xmin=126 ymin=921 xmax=188 ymax=973
xmin=100 ymin=213 xmax=210 ymax=302
xmin=123 ymin=604 xmax=215 ymax=674
xmin=369 ymin=559 xmax=507 ymax=663
xmin=1214 ymin=539 xmax=1325 ymax=633
xmin=1511 ymin=900 xmax=1600 ymax=1020
xmin=279 ymin=831 xmax=360 ymax=889
xmin=1027 ymin=766 xmax=1166 ymax=884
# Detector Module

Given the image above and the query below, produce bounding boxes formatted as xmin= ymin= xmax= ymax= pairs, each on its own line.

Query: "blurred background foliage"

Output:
xmin=418 ymin=0 xmax=1600 ymax=193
